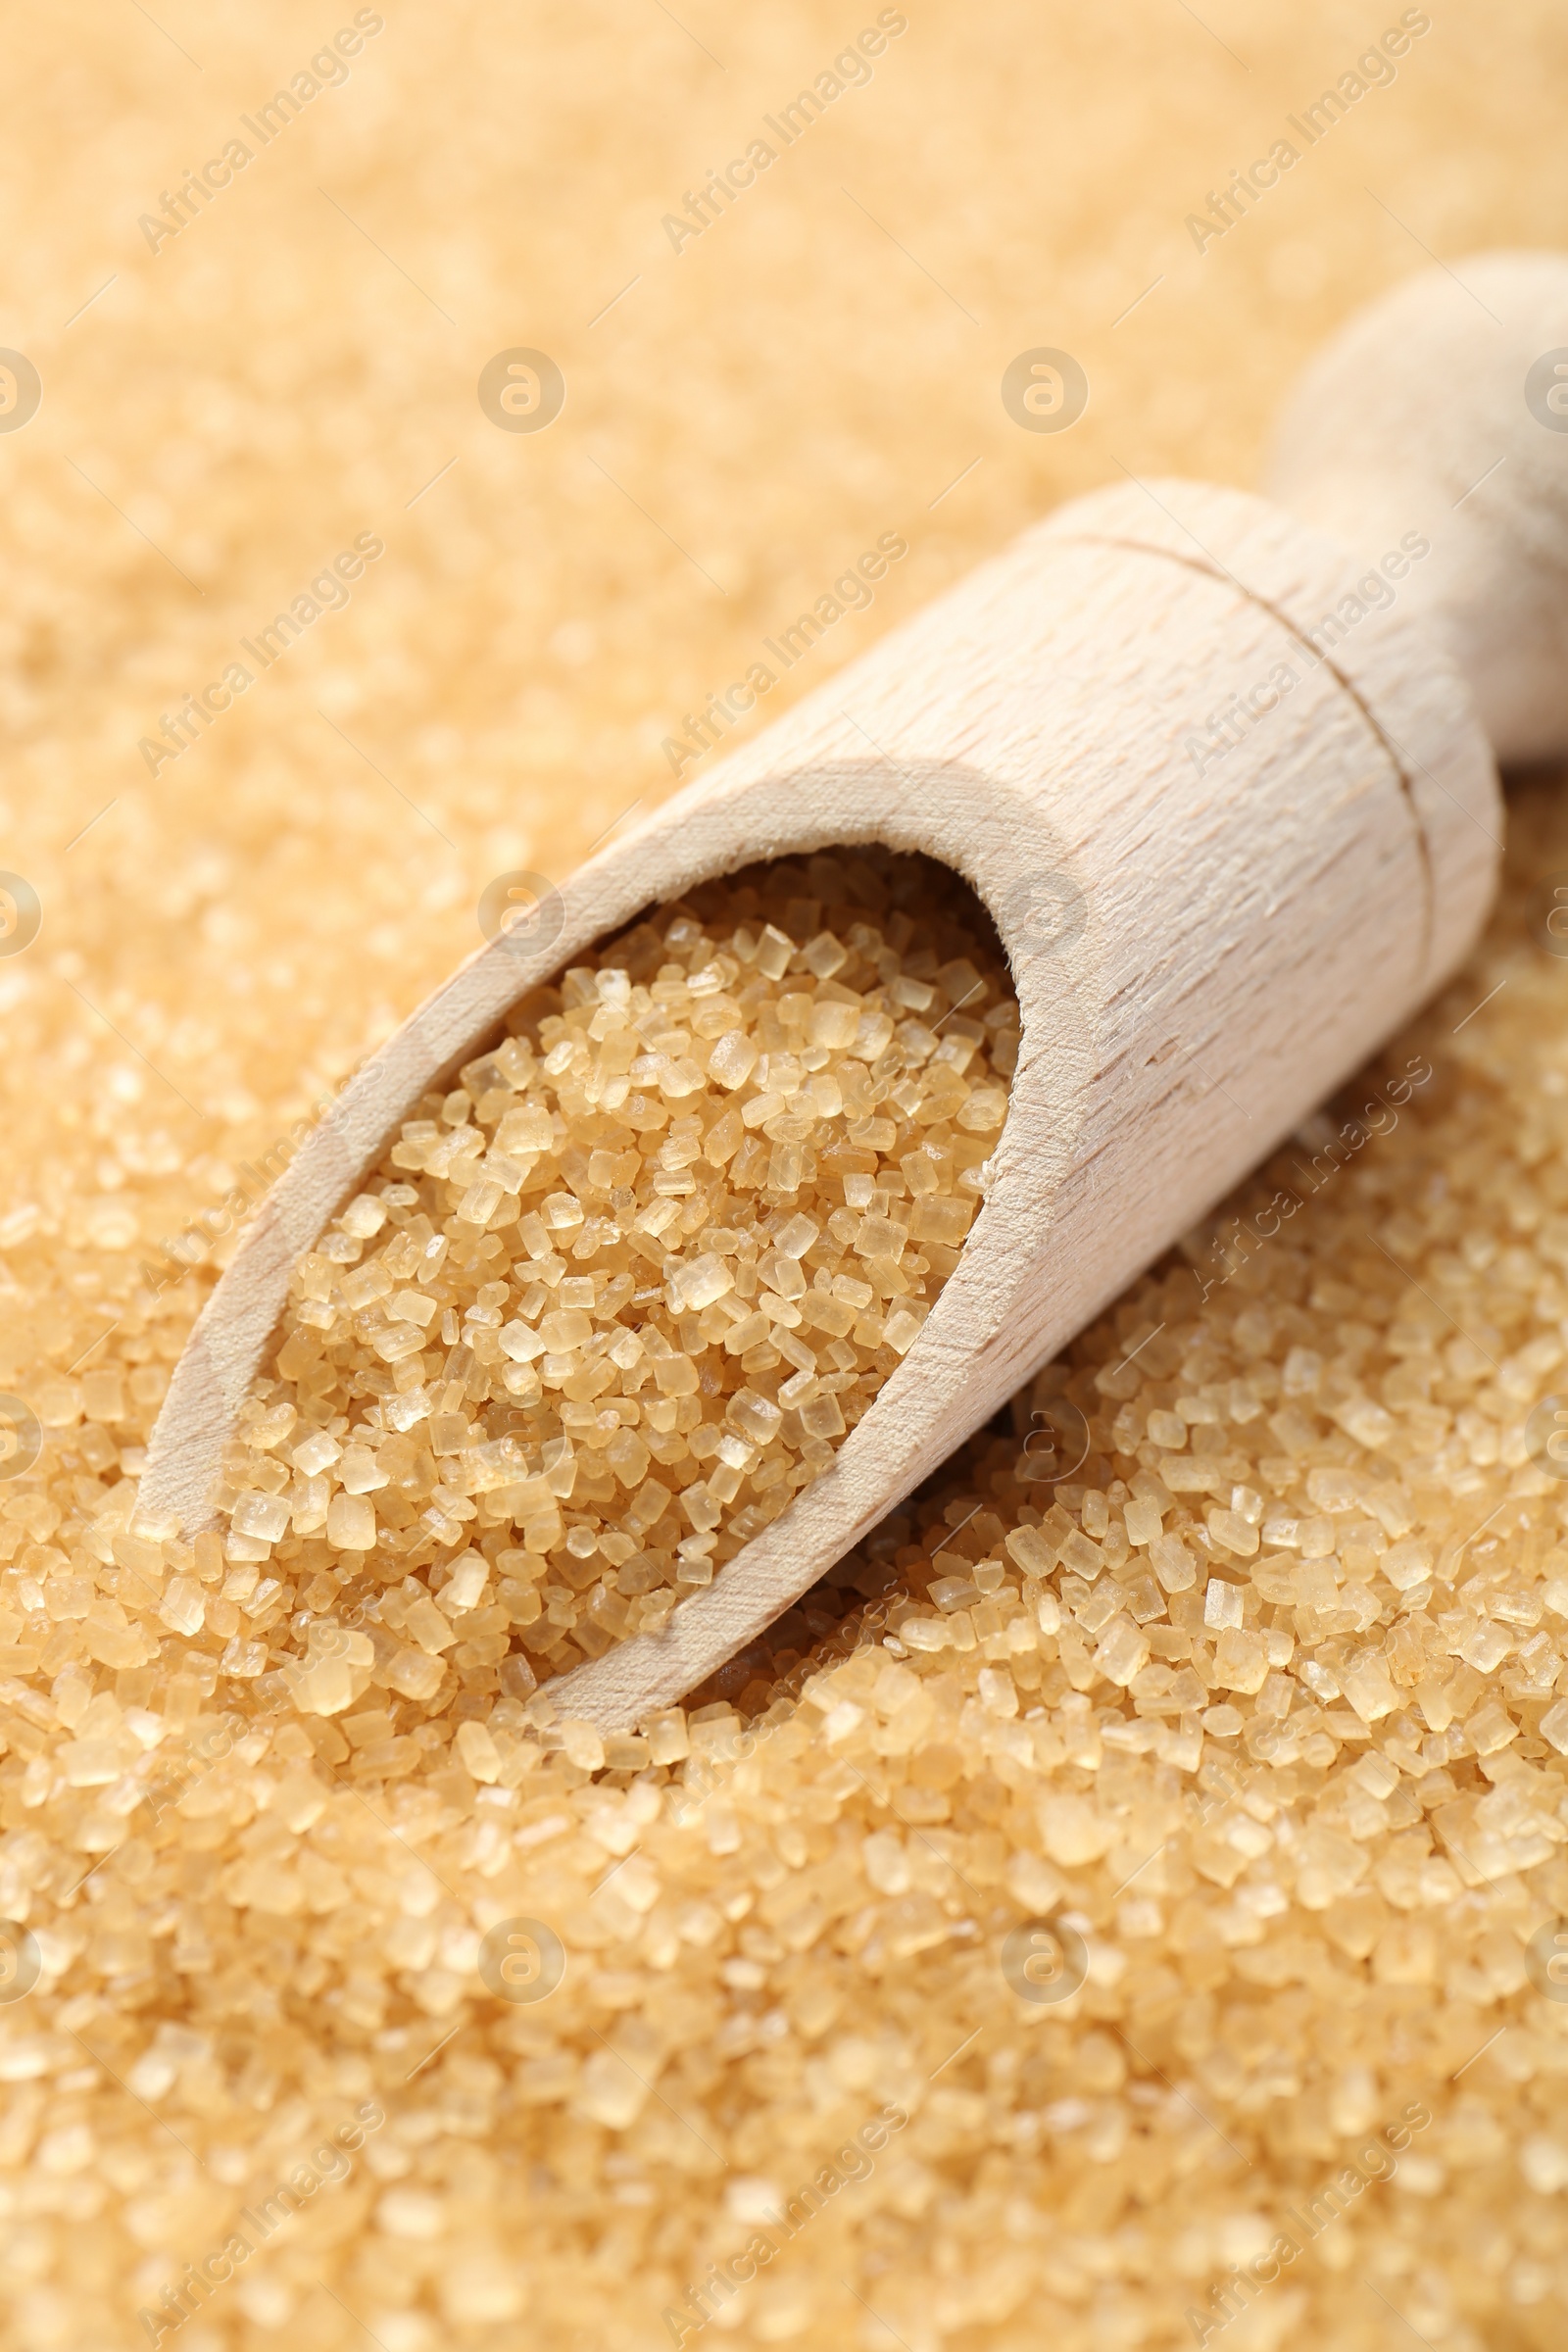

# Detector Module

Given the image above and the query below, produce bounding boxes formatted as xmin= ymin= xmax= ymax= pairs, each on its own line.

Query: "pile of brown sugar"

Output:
xmin=3 ymin=0 xmax=1566 ymax=2339
xmin=1 ymin=799 xmax=1565 ymax=2352
xmin=218 ymin=847 xmax=1016 ymax=1710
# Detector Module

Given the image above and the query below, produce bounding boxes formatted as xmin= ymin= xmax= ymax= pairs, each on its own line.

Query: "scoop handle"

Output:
xmin=1265 ymin=249 xmax=1568 ymax=767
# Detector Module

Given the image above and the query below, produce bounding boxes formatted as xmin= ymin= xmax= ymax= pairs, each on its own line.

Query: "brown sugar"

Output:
xmin=3 ymin=801 xmax=1567 ymax=2352
xmin=3 ymin=0 xmax=1567 ymax=2321
xmin=220 ymin=848 xmax=1017 ymax=1702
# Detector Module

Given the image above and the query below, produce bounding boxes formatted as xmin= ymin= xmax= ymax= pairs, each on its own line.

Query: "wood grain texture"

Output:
xmin=139 ymin=463 xmax=1498 ymax=1729
xmin=1266 ymin=252 xmax=1568 ymax=767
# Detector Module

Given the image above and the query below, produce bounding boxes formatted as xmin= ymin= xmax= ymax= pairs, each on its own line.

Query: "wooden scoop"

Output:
xmin=141 ymin=251 xmax=1568 ymax=1732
